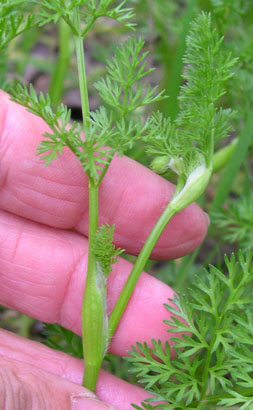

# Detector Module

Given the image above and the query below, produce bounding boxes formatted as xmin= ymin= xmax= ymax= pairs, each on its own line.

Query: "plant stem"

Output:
xmin=49 ymin=19 xmax=73 ymax=108
xmin=108 ymin=161 xmax=212 ymax=341
xmin=73 ymin=8 xmax=90 ymax=128
xmin=108 ymin=202 xmax=176 ymax=340
xmin=82 ymin=180 xmax=105 ymax=391
xmin=82 ymin=16 xmax=97 ymax=38
xmin=199 ymin=333 xmax=217 ymax=407
xmin=96 ymin=162 xmax=111 ymax=187
xmin=73 ymin=7 xmax=104 ymax=391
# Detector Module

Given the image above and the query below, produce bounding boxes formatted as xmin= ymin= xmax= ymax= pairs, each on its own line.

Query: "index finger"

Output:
xmin=0 ymin=91 xmax=208 ymax=259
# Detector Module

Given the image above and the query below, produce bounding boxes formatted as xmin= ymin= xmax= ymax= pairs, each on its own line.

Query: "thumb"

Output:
xmin=0 ymin=356 xmax=116 ymax=410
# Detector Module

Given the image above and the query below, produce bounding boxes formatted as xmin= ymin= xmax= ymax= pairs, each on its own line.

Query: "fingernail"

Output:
xmin=71 ymin=394 xmax=117 ymax=410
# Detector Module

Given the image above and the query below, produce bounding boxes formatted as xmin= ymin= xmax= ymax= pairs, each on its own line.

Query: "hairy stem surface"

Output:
xmin=82 ymin=181 xmax=104 ymax=391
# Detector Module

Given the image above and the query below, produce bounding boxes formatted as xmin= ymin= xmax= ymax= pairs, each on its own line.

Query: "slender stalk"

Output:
xmin=96 ymin=161 xmax=111 ymax=187
xmin=108 ymin=202 xmax=176 ymax=340
xmin=73 ymin=8 xmax=90 ymax=128
xmin=82 ymin=16 xmax=97 ymax=38
xmin=199 ymin=330 xmax=218 ymax=407
xmin=108 ymin=160 xmax=212 ymax=341
xmin=49 ymin=19 xmax=73 ymax=108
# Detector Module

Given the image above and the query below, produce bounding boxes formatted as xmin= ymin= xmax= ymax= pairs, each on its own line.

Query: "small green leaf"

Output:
xmin=94 ymin=224 xmax=124 ymax=276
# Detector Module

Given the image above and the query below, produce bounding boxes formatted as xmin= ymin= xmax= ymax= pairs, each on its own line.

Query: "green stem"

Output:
xmin=108 ymin=202 xmax=176 ymax=340
xmin=49 ymin=19 xmax=73 ymax=108
xmin=72 ymin=7 xmax=104 ymax=391
xmin=108 ymin=162 xmax=212 ymax=340
xmin=82 ymin=16 xmax=97 ymax=38
xmin=96 ymin=161 xmax=112 ymax=187
xmin=82 ymin=181 xmax=105 ymax=391
xmin=73 ymin=8 xmax=90 ymax=128
xmin=199 ymin=333 xmax=217 ymax=406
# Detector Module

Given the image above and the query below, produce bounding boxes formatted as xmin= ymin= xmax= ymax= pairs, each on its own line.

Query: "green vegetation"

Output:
xmin=0 ymin=0 xmax=252 ymax=408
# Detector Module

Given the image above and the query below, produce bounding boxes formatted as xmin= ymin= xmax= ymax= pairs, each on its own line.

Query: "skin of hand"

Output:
xmin=0 ymin=91 xmax=209 ymax=410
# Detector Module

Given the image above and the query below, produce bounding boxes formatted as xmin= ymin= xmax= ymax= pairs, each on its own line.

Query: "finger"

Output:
xmin=0 ymin=329 xmax=150 ymax=410
xmin=0 ymin=91 xmax=208 ymax=259
xmin=0 ymin=210 xmax=175 ymax=356
xmin=0 ymin=360 xmax=115 ymax=410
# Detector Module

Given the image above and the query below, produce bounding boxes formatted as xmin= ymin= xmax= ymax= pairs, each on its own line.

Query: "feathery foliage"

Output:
xmin=37 ymin=0 xmax=135 ymax=33
xmin=94 ymin=36 xmax=167 ymax=114
xmin=94 ymin=224 xmax=124 ymax=276
xmin=128 ymin=251 xmax=253 ymax=409
xmin=212 ymin=192 xmax=253 ymax=250
xmin=146 ymin=13 xmax=236 ymax=179
xmin=10 ymin=32 xmax=166 ymax=182
xmin=0 ymin=0 xmax=36 ymax=50
xmin=43 ymin=323 xmax=83 ymax=358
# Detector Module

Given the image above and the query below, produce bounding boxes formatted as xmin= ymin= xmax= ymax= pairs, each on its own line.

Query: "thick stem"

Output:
xmin=108 ymin=202 xmax=176 ymax=340
xmin=72 ymin=7 xmax=110 ymax=392
xmin=82 ymin=181 xmax=105 ymax=391
xmin=73 ymin=8 xmax=90 ymax=128
xmin=49 ymin=19 xmax=73 ymax=108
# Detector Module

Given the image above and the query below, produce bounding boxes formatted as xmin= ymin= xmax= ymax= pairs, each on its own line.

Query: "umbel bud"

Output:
xmin=150 ymin=156 xmax=169 ymax=174
xmin=151 ymin=155 xmax=185 ymax=176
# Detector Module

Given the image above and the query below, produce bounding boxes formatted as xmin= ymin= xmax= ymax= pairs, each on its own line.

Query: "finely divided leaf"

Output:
xmin=94 ymin=36 xmax=167 ymax=113
xmin=94 ymin=224 xmax=123 ymax=276
xmin=145 ymin=12 xmax=237 ymax=179
xmin=0 ymin=0 xmax=37 ymax=50
xmin=128 ymin=251 xmax=253 ymax=409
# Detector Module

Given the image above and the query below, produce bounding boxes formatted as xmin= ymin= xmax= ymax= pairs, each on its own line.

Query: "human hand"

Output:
xmin=0 ymin=91 xmax=208 ymax=409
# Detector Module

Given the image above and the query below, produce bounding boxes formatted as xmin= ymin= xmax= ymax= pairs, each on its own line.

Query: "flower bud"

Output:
xmin=150 ymin=156 xmax=169 ymax=174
